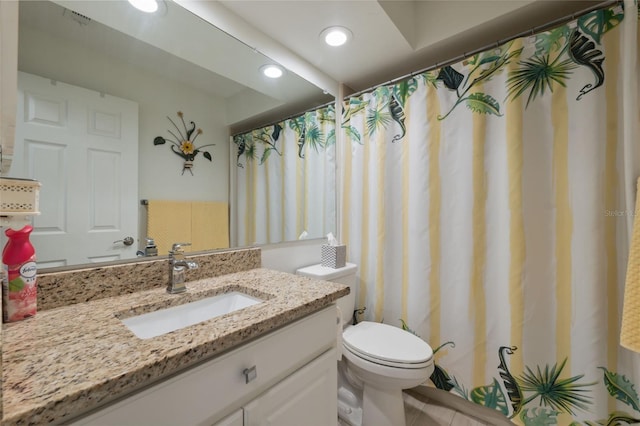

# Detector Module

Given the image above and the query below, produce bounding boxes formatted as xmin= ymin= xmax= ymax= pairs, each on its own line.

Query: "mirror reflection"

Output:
xmin=232 ymin=104 xmax=337 ymax=247
xmin=3 ymin=0 xmax=334 ymax=270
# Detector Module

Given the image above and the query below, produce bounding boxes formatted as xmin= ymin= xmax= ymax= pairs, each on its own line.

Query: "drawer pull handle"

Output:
xmin=243 ymin=365 xmax=257 ymax=384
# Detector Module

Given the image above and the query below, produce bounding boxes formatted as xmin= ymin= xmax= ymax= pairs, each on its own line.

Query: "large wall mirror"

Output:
xmin=2 ymin=0 xmax=334 ymax=270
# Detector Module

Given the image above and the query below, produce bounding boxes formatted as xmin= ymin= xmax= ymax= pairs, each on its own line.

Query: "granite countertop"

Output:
xmin=2 ymin=268 xmax=348 ymax=425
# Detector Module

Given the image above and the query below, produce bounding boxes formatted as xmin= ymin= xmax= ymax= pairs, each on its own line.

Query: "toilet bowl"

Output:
xmin=341 ymin=321 xmax=434 ymax=426
xmin=296 ymin=263 xmax=434 ymax=426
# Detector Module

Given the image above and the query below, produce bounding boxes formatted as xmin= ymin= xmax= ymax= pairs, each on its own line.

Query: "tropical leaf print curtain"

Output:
xmin=341 ymin=2 xmax=639 ymax=424
xmin=233 ymin=105 xmax=336 ymax=246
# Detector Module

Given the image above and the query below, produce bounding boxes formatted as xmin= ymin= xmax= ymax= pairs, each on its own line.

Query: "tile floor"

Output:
xmin=338 ymin=386 xmax=513 ymax=426
xmin=403 ymin=391 xmax=488 ymax=426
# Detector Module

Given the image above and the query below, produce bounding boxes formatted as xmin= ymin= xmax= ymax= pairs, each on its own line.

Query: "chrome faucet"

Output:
xmin=167 ymin=243 xmax=198 ymax=294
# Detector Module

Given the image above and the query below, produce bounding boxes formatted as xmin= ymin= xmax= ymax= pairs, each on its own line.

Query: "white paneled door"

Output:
xmin=10 ymin=72 xmax=139 ymax=268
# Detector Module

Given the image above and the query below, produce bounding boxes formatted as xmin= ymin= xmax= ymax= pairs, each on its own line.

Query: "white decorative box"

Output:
xmin=0 ymin=177 xmax=41 ymax=214
xmin=321 ymin=244 xmax=346 ymax=269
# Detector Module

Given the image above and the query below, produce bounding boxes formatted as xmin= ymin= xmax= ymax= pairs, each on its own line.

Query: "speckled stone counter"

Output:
xmin=2 ymin=268 xmax=348 ymax=425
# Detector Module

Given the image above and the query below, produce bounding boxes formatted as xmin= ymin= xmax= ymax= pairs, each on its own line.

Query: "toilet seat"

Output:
xmin=342 ymin=321 xmax=433 ymax=369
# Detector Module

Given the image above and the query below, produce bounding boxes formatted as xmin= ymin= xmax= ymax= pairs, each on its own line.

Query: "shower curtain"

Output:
xmin=341 ymin=2 xmax=639 ymax=424
xmin=233 ymin=105 xmax=336 ymax=246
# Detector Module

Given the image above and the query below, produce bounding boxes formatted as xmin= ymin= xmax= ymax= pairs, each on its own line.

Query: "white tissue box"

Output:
xmin=321 ymin=244 xmax=346 ymax=268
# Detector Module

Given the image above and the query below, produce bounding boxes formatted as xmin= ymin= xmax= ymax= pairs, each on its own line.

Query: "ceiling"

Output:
xmin=25 ymin=0 xmax=334 ymax=128
xmin=217 ymin=0 xmax=606 ymax=94
xmin=20 ymin=1 xmax=248 ymax=99
xmin=29 ymin=0 xmax=607 ymax=131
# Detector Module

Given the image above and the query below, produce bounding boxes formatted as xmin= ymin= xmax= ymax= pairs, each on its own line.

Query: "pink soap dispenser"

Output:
xmin=2 ymin=225 xmax=37 ymax=322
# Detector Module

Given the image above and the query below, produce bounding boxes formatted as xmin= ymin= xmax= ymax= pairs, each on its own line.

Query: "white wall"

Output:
xmin=18 ymin=24 xmax=230 ymax=204
xmin=261 ymin=238 xmax=327 ymax=274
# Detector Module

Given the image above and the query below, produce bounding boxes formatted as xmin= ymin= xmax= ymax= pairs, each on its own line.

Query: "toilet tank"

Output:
xmin=296 ymin=263 xmax=358 ymax=327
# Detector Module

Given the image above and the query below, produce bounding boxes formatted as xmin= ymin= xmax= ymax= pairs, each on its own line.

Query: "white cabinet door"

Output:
xmin=243 ymin=349 xmax=337 ymax=426
xmin=212 ymin=409 xmax=243 ymax=426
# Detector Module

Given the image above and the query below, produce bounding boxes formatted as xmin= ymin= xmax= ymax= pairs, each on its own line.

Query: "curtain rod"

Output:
xmin=232 ymin=99 xmax=336 ymax=136
xmin=346 ymin=0 xmax=622 ymax=99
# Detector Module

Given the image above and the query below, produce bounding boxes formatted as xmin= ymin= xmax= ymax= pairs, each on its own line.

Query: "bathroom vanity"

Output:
xmin=72 ymin=306 xmax=338 ymax=425
xmin=1 ymin=266 xmax=348 ymax=425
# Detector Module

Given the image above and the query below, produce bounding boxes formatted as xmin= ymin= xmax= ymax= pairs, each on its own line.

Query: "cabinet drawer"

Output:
xmin=71 ymin=305 xmax=337 ymax=425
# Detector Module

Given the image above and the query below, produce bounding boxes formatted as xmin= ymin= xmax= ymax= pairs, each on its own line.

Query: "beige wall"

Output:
xmin=0 ymin=1 xmax=18 ymax=176
xmin=0 ymin=0 xmax=18 ymax=418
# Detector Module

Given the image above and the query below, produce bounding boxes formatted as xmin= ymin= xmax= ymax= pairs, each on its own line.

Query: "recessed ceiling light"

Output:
xmin=128 ymin=0 xmax=158 ymax=13
xmin=261 ymin=64 xmax=284 ymax=79
xmin=320 ymin=26 xmax=352 ymax=47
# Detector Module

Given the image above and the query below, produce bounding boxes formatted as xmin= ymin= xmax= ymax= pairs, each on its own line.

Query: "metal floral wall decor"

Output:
xmin=153 ymin=111 xmax=215 ymax=175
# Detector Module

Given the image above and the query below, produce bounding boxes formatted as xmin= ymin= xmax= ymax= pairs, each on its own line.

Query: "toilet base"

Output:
xmin=362 ymin=384 xmax=406 ymax=426
xmin=338 ymin=396 xmax=363 ymax=426
xmin=338 ymin=361 xmax=364 ymax=426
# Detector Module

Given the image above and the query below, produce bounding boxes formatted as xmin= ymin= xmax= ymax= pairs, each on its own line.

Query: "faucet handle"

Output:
xmin=170 ymin=242 xmax=191 ymax=253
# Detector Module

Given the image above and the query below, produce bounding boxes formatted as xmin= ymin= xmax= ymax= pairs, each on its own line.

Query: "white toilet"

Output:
xmin=296 ymin=263 xmax=434 ymax=426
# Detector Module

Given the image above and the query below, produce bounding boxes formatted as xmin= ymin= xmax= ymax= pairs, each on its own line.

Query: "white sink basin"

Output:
xmin=121 ymin=291 xmax=263 ymax=339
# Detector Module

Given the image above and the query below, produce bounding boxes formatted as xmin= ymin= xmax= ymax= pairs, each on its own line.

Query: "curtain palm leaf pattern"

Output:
xmin=342 ymin=3 xmax=639 ymax=425
xmin=234 ymin=105 xmax=336 ymax=246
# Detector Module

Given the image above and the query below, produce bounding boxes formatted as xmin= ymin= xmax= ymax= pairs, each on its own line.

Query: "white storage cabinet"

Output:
xmin=70 ymin=306 xmax=338 ymax=426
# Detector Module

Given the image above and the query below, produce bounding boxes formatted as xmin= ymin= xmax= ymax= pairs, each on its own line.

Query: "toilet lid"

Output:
xmin=342 ymin=322 xmax=433 ymax=366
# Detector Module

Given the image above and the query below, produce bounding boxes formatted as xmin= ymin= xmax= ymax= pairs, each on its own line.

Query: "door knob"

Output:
xmin=114 ymin=236 xmax=134 ymax=246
